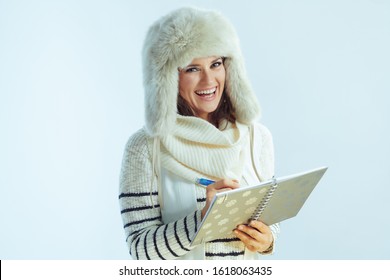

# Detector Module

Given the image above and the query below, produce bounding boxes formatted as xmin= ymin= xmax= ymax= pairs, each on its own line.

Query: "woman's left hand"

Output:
xmin=233 ymin=220 xmax=273 ymax=253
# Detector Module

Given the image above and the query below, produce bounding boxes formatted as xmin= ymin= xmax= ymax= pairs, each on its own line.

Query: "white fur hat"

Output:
xmin=142 ymin=7 xmax=261 ymax=136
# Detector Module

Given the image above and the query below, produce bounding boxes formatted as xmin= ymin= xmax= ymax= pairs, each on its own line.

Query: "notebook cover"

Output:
xmin=190 ymin=166 xmax=328 ymax=246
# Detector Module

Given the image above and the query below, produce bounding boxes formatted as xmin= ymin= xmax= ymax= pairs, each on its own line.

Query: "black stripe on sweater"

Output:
xmin=164 ymin=224 xmax=179 ymax=258
xmin=134 ymin=237 xmax=140 ymax=260
xmin=184 ymin=216 xmax=191 ymax=243
xmin=144 ymin=230 xmax=151 ymax=260
xmin=174 ymin=221 xmax=190 ymax=252
xmin=123 ymin=216 xmax=160 ymax=228
xmin=153 ymin=228 xmax=165 ymax=260
xmin=119 ymin=192 xmax=158 ymax=199
xmin=194 ymin=212 xmax=198 ymax=233
xmin=208 ymin=237 xmax=241 ymax=243
xmin=121 ymin=204 xmax=160 ymax=214
xmin=127 ymin=229 xmax=143 ymax=242
xmin=206 ymin=251 xmax=245 ymax=257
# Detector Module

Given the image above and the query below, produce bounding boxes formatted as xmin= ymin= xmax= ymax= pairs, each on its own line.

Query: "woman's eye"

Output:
xmin=212 ymin=61 xmax=223 ymax=68
xmin=185 ymin=67 xmax=199 ymax=73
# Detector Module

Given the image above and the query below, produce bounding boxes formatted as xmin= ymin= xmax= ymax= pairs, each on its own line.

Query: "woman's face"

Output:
xmin=178 ymin=56 xmax=225 ymax=121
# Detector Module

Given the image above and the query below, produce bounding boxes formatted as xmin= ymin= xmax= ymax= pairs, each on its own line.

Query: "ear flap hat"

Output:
xmin=142 ymin=7 xmax=261 ymax=137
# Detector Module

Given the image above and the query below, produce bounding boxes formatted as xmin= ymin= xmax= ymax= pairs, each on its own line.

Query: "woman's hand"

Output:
xmin=233 ymin=220 xmax=274 ymax=253
xmin=201 ymin=179 xmax=240 ymax=219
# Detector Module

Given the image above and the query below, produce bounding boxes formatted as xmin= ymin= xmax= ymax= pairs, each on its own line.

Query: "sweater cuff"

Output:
xmin=259 ymin=231 xmax=276 ymax=255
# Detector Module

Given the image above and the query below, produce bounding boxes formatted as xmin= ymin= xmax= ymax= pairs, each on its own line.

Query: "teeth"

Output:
xmin=195 ymin=87 xmax=216 ymax=95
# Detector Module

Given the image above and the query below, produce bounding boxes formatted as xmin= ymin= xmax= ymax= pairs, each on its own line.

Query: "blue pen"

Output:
xmin=196 ymin=178 xmax=215 ymax=186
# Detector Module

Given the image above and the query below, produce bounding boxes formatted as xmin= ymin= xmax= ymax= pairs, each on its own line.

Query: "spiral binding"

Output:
xmin=251 ymin=176 xmax=279 ymax=221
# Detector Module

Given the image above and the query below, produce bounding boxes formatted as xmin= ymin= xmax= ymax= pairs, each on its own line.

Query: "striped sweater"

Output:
xmin=119 ymin=127 xmax=278 ymax=260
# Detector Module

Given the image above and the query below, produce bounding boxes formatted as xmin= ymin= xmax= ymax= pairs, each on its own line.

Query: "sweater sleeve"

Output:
xmin=119 ymin=129 xmax=201 ymax=260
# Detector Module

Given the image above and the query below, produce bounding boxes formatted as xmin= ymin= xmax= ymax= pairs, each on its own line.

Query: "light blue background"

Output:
xmin=1 ymin=0 xmax=389 ymax=259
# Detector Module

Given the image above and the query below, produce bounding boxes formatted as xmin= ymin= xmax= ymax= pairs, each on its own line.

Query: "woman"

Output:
xmin=119 ymin=7 xmax=280 ymax=260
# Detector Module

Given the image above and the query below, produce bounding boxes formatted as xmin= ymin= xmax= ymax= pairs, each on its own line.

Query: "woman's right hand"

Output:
xmin=201 ymin=179 xmax=240 ymax=219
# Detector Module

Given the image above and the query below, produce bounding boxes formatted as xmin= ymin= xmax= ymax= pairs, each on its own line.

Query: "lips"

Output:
xmin=195 ymin=87 xmax=217 ymax=96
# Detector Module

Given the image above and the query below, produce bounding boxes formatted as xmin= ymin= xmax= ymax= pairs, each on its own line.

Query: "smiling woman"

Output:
xmin=119 ymin=6 xmax=279 ymax=260
xmin=178 ymin=56 xmax=231 ymax=126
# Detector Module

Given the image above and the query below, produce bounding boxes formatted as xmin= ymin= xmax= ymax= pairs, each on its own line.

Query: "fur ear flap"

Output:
xmin=224 ymin=57 xmax=261 ymax=125
xmin=142 ymin=7 xmax=261 ymax=136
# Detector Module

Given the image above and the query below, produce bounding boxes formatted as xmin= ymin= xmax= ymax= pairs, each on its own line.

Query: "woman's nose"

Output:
xmin=200 ymin=69 xmax=214 ymax=84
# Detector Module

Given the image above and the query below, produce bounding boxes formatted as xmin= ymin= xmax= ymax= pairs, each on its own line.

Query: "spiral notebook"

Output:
xmin=190 ymin=166 xmax=328 ymax=246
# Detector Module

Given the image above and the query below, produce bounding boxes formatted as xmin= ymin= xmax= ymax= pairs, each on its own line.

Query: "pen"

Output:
xmin=195 ymin=178 xmax=215 ymax=186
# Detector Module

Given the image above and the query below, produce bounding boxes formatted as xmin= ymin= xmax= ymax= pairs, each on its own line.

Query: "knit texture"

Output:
xmin=119 ymin=130 xmax=198 ymax=259
xmin=119 ymin=124 xmax=279 ymax=260
xmin=160 ymin=115 xmax=249 ymax=182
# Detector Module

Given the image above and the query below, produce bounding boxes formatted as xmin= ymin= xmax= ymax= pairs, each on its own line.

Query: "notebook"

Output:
xmin=190 ymin=166 xmax=328 ymax=246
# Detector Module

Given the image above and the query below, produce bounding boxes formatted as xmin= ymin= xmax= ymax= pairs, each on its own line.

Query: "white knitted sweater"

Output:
xmin=119 ymin=123 xmax=279 ymax=260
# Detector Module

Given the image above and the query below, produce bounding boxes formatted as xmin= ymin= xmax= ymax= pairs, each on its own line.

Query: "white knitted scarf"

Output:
xmin=159 ymin=115 xmax=250 ymax=183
